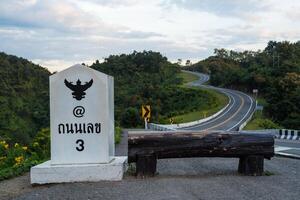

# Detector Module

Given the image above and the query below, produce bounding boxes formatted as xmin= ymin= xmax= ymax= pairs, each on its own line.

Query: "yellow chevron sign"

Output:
xmin=141 ymin=105 xmax=151 ymax=119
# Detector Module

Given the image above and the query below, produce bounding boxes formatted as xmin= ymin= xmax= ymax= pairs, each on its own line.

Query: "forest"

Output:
xmin=184 ymin=41 xmax=300 ymax=129
xmin=90 ymin=51 xmax=219 ymax=127
xmin=0 ymin=53 xmax=50 ymax=144
xmin=0 ymin=51 xmax=219 ymax=145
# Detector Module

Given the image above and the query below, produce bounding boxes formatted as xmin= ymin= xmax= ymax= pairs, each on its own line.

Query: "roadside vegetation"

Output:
xmin=0 ymin=52 xmax=50 ymax=144
xmin=169 ymin=72 xmax=229 ymax=123
xmin=90 ymin=51 xmax=221 ymax=127
xmin=244 ymin=97 xmax=281 ymax=130
xmin=178 ymin=71 xmax=199 ymax=84
xmin=244 ymin=112 xmax=282 ymax=130
xmin=114 ymin=126 xmax=122 ymax=144
xmin=184 ymin=41 xmax=300 ymax=129
xmin=0 ymin=128 xmax=49 ymax=180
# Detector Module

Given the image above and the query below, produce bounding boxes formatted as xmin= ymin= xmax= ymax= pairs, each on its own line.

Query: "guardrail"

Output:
xmin=148 ymin=99 xmax=231 ymax=131
xmin=148 ymin=125 xmax=300 ymax=141
xmin=147 ymin=123 xmax=176 ymax=131
xmin=240 ymin=129 xmax=300 ymax=141
xmin=278 ymin=129 xmax=300 ymax=140
xmin=148 ymin=91 xmax=257 ymax=132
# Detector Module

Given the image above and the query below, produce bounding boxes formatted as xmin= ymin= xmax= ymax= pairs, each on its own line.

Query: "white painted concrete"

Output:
xmin=50 ymin=64 xmax=114 ymax=165
xmin=31 ymin=64 xmax=127 ymax=184
xmin=31 ymin=156 xmax=127 ymax=184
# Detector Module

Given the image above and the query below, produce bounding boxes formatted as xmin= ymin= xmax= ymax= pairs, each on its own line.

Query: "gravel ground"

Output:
xmin=0 ymin=131 xmax=299 ymax=200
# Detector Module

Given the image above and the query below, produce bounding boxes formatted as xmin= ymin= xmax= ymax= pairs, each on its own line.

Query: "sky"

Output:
xmin=0 ymin=0 xmax=300 ymax=72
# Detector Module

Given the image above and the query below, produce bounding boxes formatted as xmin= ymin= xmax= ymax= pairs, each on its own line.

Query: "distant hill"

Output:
xmin=0 ymin=52 xmax=50 ymax=144
xmin=0 ymin=51 xmax=219 ymax=143
xmin=91 ymin=51 xmax=220 ymax=127
xmin=184 ymin=41 xmax=300 ymax=129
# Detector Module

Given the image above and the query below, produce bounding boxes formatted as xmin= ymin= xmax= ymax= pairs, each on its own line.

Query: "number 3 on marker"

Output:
xmin=76 ymin=139 xmax=84 ymax=151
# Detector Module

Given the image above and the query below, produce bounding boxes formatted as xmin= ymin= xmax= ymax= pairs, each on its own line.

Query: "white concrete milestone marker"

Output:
xmin=30 ymin=64 xmax=127 ymax=184
xmin=51 ymin=64 xmax=114 ymax=165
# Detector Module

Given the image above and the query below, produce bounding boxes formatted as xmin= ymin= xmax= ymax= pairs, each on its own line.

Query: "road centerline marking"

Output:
xmin=204 ymin=93 xmax=244 ymax=131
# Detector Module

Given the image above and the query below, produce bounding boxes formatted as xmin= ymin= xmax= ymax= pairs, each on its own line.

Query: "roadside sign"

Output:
xmin=141 ymin=105 xmax=151 ymax=119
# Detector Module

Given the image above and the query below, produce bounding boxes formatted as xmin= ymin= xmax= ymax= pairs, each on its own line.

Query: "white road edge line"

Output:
xmin=226 ymin=91 xmax=254 ymax=131
xmin=182 ymin=89 xmax=235 ymax=129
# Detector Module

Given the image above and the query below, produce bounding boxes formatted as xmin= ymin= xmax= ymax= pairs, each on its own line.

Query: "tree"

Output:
xmin=120 ymin=107 xmax=140 ymax=128
xmin=0 ymin=52 xmax=50 ymax=144
xmin=177 ymin=59 xmax=182 ymax=65
xmin=186 ymin=60 xmax=191 ymax=66
xmin=186 ymin=41 xmax=300 ymax=129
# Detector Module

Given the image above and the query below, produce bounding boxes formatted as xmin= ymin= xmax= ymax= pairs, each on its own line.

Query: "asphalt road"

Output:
xmin=181 ymin=70 xmax=256 ymax=131
xmin=275 ymin=139 xmax=300 ymax=158
xmin=182 ymin=71 xmax=300 ymax=158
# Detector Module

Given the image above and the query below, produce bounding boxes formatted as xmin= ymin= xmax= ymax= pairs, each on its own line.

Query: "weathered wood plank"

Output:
xmin=238 ymin=155 xmax=264 ymax=176
xmin=136 ymin=154 xmax=157 ymax=178
xmin=128 ymin=131 xmax=274 ymax=163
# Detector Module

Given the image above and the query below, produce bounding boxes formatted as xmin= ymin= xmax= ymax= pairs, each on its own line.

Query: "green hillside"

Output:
xmin=0 ymin=51 xmax=221 ymax=142
xmin=91 ymin=51 xmax=220 ymax=127
xmin=184 ymin=41 xmax=300 ymax=129
xmin=0 ymin=52 xmax=50 ymax=144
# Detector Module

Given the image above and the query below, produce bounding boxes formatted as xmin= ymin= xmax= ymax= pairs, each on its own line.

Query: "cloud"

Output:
xmin=0 ymin=0 xmax=117 ymax=34
xmin=160 ymin=0 xmax=266 ymax=17
xmin=0 ymin=0 xmax=168 ymax=71
xmin=0 ymin=0 xmax=300 ymax=71
xmin=74 ymin=0 xmax=139 ymax=7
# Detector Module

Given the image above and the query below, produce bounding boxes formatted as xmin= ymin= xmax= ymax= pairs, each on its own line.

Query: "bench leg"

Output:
xmin=136 ymin=154 xmax=157 ymax=178
xmin=238 ymin=155 xmax=264 ymax=176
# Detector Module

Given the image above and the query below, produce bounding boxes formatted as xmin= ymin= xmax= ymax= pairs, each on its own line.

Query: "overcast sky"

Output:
xmin=1 ymin=0 xmax=300 ymax=72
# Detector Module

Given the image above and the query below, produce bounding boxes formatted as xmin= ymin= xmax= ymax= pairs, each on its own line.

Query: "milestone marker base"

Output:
xmin=30 ymin=156 xmax=127 ymax=184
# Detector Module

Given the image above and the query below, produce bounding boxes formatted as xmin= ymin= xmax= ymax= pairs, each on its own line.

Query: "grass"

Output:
xmin=115 ymin=126 xmax=122 ymax=144
xmin=256 ymin=97 xmax=268 ymax=107
xmin=166 ymin=71 xmax=229 ymax=124
xmin=169 ymin=87 xmax=229 ymax=123
xmin=178 ymin=71 xmax=199 ymax=84
xmin=243 ymin=111 xmax=282 ymax=130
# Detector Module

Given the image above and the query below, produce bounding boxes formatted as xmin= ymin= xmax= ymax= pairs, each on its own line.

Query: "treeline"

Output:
xmin=0 ymin=52 xmax=50 ymax=144
xmin=0 ymin=51 xmax=218 ymax=144
xmin=184 ymin=41 xmax=300 ymax=129
xmin=91 ymin=51 xmax=218 ymax=127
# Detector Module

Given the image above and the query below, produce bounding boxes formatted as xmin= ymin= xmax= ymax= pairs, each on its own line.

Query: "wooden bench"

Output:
xmin=128 ymin=131 xmax=274 ymax=177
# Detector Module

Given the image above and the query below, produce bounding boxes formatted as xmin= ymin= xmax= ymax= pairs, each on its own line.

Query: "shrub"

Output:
xmin=0 ymin=128 xmax=50 ymax=180
xmin=258 ymin=119 xmax=281 ymax=129
xmin=115 ymin=126 xmax=122 ymax=144
xmin=120 ymin=107 xmax=140 ymax=128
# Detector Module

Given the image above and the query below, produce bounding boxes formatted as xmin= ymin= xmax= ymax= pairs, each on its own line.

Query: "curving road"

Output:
xmin=180 ymin=70 xmax=256 ymax=131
